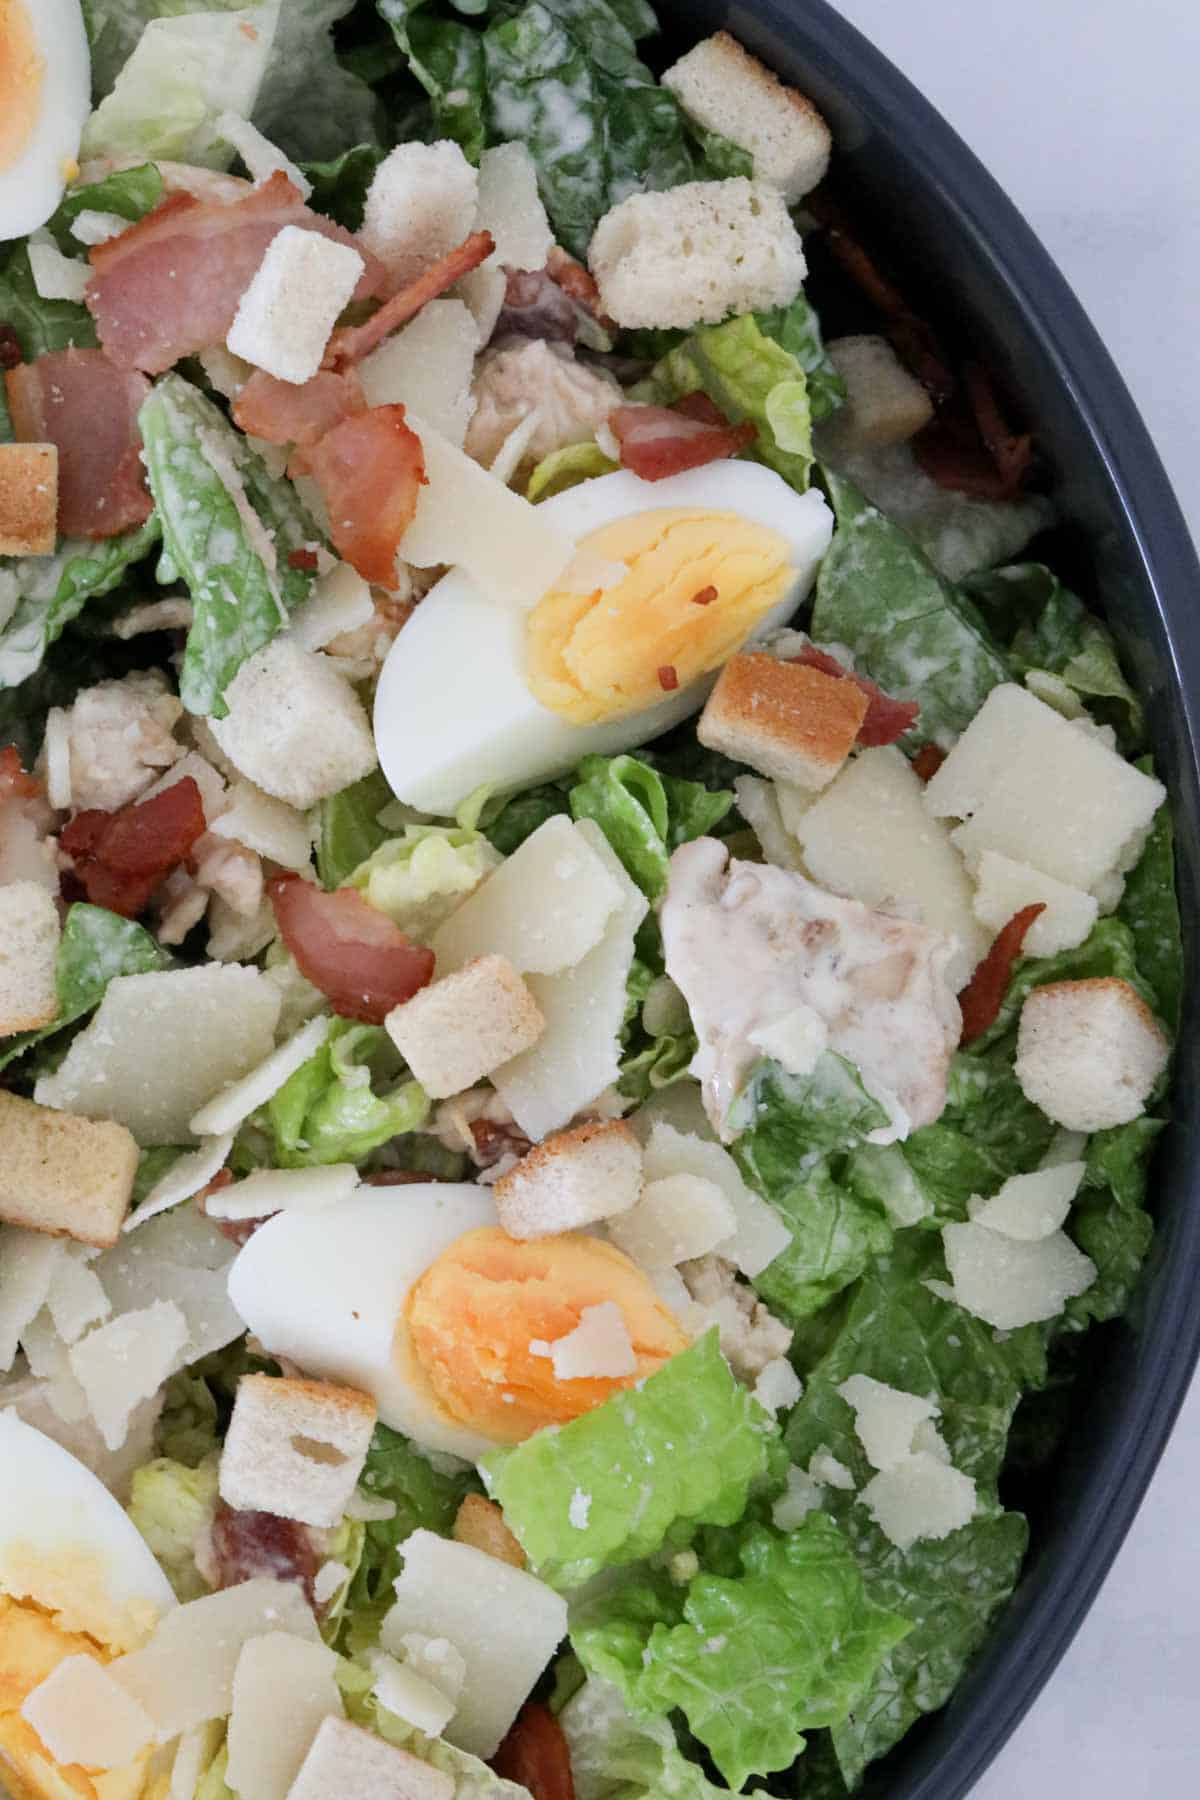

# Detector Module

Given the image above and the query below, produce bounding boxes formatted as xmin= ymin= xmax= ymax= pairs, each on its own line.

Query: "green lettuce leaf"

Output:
xmin=0 ymin=903 xmax=168 ymax=1072
xmin=638 ymin=314 xmax=814 ymax=492
xmin=969 ymin=915 xmax=1156 ymax=1054
xmin=299 ymin=144 xmax=387 ymax=230
xmin=482 ymin=1331 xmax=777 ymax=1588
xmin=568 ymin=753 xmax=732 ymax=899
xmin=730 ymin=1055 xmax=891 ymax=1173
xmin=756 ymin=1158 xmax=894 ymax=1326
xmin=316 ymin=770 xmax=394 ymax=889
xmin=527 ymin=441 xmax=619 ymax=502
xmin=1118 ymin=772 xmax=1182 ymax=1031
xmin=560 ymin=1675 xmax=732 ymax=1800
xmin=811 ymin=467 xmax=1012 ymax=746
xmin=252 ymin=0 xmax=383 ymax=161
xmin=482 ymin=779 xmax=571 ymax=855
xmin=139 ymin=373 xmax=318 ymax=715
xmin=0 ymin=521 xmax=162 ymax=692
xmin=126 ymin=1455 xmax=219 ymax=1600
xmin=756 ymin=292 xmax=846 ymax=423
xmin=1064 ymin=1117 xmax=1164 ymax=1329
xmin=47 ymin=162 xmax=164 ymax=249
xmin=265 ymin=1019 xmax=429 ymax=1168
xmin=153 ymin=1368 xmax=220 ymax=1465
xmin=349 ymin=821 xmax=502 ymax=940
xmin=0 ymin=244 xmax=97 ymax=355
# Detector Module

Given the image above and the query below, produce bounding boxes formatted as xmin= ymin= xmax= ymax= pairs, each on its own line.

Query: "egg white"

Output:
xmin=0 ymin=1413 xmax=175 ymax=1643
xmin=0 ymin=0 xmax=92 ymax=239
xmin=375 ymin=462 xmax=834 ymax=815
xmin=227 ymin=1182 xmax=500 ymax=1460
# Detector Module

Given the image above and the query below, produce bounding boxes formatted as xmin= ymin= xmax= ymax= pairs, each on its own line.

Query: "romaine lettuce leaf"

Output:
xmin=482 ymin=1332 xmax=778 ymax=1588
xmin=349 ymin=821 xmax=501 ymax=940
xmin=47 ymin=162 xmax=164 ymax=250
xmin=139 ymin=373 xmax=318 ymax=716
xmin=811 ymin=468 xmax=1012 ymax=747
xmin=126 ymin=1454 xmax=219 ymax=1600
xmin=560 ymin=1675 xmax=732 ymax=1800
xmin=756 ymin=291 xmax=846 ymax=423
xmin=969 ymin=915 xmax=1156 ymax=1053
xmin=0 ymin=520 xmax=162 ymax=693
xmin=638 ymin=314 xmax=814 ymax=492
xmin=265 ymin=1020 xmax=429 ymax=1169
xmin=527 ymin=441 xmax=619 ymax=503
xmin=1118 ymin=771 xmax=1182 ymax=1031
xmin=299 ymin=144 xmax=387 ymax=231
xmin=568 ymin=753 xmax=732 ymax=899
xmin=0 ymin=244 xmax=97 ymax=355
xmin=316 ymin=770 xmax=394 ymax=890
xmin=252 ymin=0 xmax=383 ymax=160
xmin=0 ymin=903 xmax=168 ymax=1072
xmin=1064 ymin=1117 xmax=1164 ymax=1329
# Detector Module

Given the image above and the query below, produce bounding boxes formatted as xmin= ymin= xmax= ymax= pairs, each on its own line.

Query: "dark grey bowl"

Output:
xmin=658 ymin=1 xmax=1200 ymax=1793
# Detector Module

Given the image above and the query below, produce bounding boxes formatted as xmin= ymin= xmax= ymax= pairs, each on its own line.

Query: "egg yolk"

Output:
xmin=403 ymin=1227 xmax=689 ymax=1443
xmin=525 ymin=509 xmax=793 ymax=724
xmin=0 ymin=1 xmax=44 ymax=174
xmin=0 ymin=1599 xmax=149 ymax=1800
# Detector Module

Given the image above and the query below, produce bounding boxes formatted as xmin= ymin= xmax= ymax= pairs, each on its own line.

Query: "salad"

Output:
xmin=0 ymin=3 xmax=1182 ymax=1799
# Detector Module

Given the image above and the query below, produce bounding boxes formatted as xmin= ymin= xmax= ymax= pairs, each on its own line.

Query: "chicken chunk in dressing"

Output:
xmin=464 ymin=339 xmax=622 ymax=476
xmin=661 ymin=838 xmax=961 ymax=1141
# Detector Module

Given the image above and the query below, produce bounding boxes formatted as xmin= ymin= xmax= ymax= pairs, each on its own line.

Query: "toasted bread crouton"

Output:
xmin=0 ymin=1091 xmax=138 ymax=1246
xmin=588 ymin=178 xmax=806 ymax=330
xmin=494 ymin=1118 xmax=642 ymax=1239
xmin=698 ymin=652 xmax=868 ymax=789
xmin=1015 ymin=978 xmax=1169 ymax=1131
xmin=361 ymin=140 xmax=479 ymax=286
xmin=219 ymin=1374 xmax=378 ymax=1528
xmin=661 ymin=32 xmax=831 ymax=201
xmin=386 ymin=955 xmax=544 ymax=1099
xmin=818 ymin=335 xmax=935 ymax=452
xmin=0 ymin=882 xmax=61 ymax=1034
xmin=288 ymin=1714 xmax=455 ymax=1800
xmin=453 ymin=1494 xmax=525 ymax=1568
xmin=0 ymin=443 xmax=58 ymax=555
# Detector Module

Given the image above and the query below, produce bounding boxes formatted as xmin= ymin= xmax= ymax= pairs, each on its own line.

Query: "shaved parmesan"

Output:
xmin=609 ymin=1173 xmax=736 ymax=1267
xmin=967 ymin=1163 xmax=1086 ymax=1241
xmin=399 ymin=415 xmax=574 ymax=609
xmin=205 ymin=1163 xmax=358 ymax=1222
xmin=641 ymin=1122 xmax=790 ymax=1279
xmin=36 ymin=966 xmax=282 ymax=1146
xmin=227 ymin=1633 xmax=342 ymax=1800
xmin=493 ymin=821 xmax=647 ymax=1140
xmin=487 ymin=405 xmax=547 ymax=486
xmin=93 ymin=1204 xmax=243 ymax=1364
xmin=971 ymin=849 xmax=1099 ymax=957
xmin=69 ymin=1300 xmax=189 ymax=1450
xmin=859 ymin=1452 xmax=977 ymax=1550
xmin=110 ymin=1579 xmax=318 ymax=1740
xmin=0 ymin=1229 xmax=63 ymax=1371
xmin=433 ymin=815 xmax=622 ymax=977
xmin=209 ymin=782 xmax=315 ymax=872
xmin=215 ymin=112 xmax=311 ymax=196
xmin=942 ymin=1220 xmax=1096 ymax=1329
xmin=753 ymin=1356 xmax=802 ymax=1416
xmin=142 ymin=749 xmax=229 ymax=822
xmin=190 ymin=1016 xmax=331 ymax=1136
xmin=475 ymin=144 xmax=553 ymax=272
xmin=456 ymin=260 xmax=507 ymax=345
xmin=809 ymin=1449 xmax=854 ymax=1490
xmin=125 ymin=1134 xmax=235 ymax=1230
xmin=380 ymin=1530 xmax=568 ymax=1759
xmin=370 ymin=1650 xmax=456 ymax=1736
xmin=21 ymin=1654 xmax=155 ymax=1768
xmin=288 ymin=1715 xmax=455 ymax=1800
xmin=169 ymin=1724 xmax=225 ymax=1800
xmin=837 ymin=1374 xmax=938 ymax=1472
xmin=45 ymin=1248 xmax=111 ymax=1343
xmin=288 ymin=562 xmax=375 ymax=653
xmin=359 ymin=300 xmax=479 ymax=447
xmin=532 ymin=1301 xmax=637 ymax=1380
xmin=771 ymin=1462 xmax=823 ymax=1528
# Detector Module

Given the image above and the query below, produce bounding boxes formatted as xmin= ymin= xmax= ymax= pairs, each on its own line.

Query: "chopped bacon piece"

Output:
xmin=209 ymin=1500 xmax=318 ymax=1605
xmin=304 ymin=404 xmax=426 ymax=586
xmin=0 ymin=326 xmax=21 ymax=371
xmin=0 ymin=746 xmax=41 ymax=801
xmin=268 ymin=873 xmax=435 ymax=1024
xmin=546 ymin=246 xmax=615 ymax=331
xmin=471 ymin=1116 xmax=532 ymax=1169
xmin=792 ymin=644 xmax=919 ymax=746
xmin=85 ymin=172 xmax=388 ymax=375
xmin=491 ymin=1704 xmax=576 ymax=1800
xmin=60 ymin=777 xmax=206 ymax=917
xmin=671 ymin=391 xmax=728 ymax=427
xmin=913 ymin=421 xmax=1014 ymax=501
xmin=609 ymin=401 xmax=756 ymax=481
xmin=323 ymin=229 xmax=494 ymax=370
xmin=287 ymin=547 xmax=320 ymax=572
xmin=658 ymin=664 xmax=679 ymax=692
xmin=362 ymin=1169 xmax=446 ymax=1186
xmin=691 ymin=585 xmax=718 ymax=607
xmin=5 ymin=350 xmax=152 ymax=539
xmin=963 ymin=361 xmax=1034 ymax=495
xmin=195 ymin=1169 xmax=265 ymax=1245
xmin=232 ymin=366 xmax=366 ymax=451
xmin=957 ymin=904 xmax=1046 ymax=1046
xmin=911 ymin=743 xmax=947 ymax=783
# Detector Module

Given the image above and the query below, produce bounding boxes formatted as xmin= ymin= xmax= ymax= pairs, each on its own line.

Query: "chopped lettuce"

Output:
xmin=527 ymin=442 xmax=619 ymax=503
xmin=337 ymin=1656 xmax=531 ymax=1796
xmin=574 ymin=1515 xmax=909 ymax=1790
xmin=756 ymin=292 xmax=847 ymax=423
xmin=0 ymin=243 xmax=97 ymax=356
xmin=316 ymin=769 xmax=394 ymax=889
xmin=126 ymin=1454 xmax=219 ymax=1600
xmin=482 ymin=779 xmax=572 ymax=855
xmin=47 ymin=162 xmax=164 ymax=250
xmin=382 ymin=0 xmax=490 ymax=162
xmin=299 ymin=144 xmax=387 ymax=230
xmin=139 ymin=374 xmax=319 ymax=716
xmin=1064 ymin=1118 xmax=1163 ymax=1329
xmin=482 ymin=1332 xmax=777 ymax=1589
xmin=0 ymin=520 xmax=162 ymax=693
xmin=265 ymin=1020 xmax=429 ymax=1169
xmin=569 ymin=753 xmax=732 ymax=899
xmin=1118 ymin=770 xmax=1182 ymax=1031
xmin=154 ymin=1368 xmax=221 ymax=1466
xmin=252 ymin=0 xmax=383 ymax=161
xmin=560 ymin=1675 xmax=732 ymax=1800
xmin=350 ymin=821 xmax=502 ymax=940
xmin=731 ymin=1055 xmax=891 ymax=1171
xmin=811 ymin=467 xmax=1012 ymax=746
xmin=0 ymin=903 xmax=168 ymax=1073
xmin=638 ymin=315 xmax=815 ymax=492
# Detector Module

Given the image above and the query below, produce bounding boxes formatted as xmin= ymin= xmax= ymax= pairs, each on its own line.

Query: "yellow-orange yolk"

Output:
xmin=403 ymin=1227 xmax=690 ymax=1443
xmin=525 ymin=509 xmax=793 ymax=724
xmin=0 ymin=2 xmax=43 ymax=174
xmin=0 ymin=1598 xmax=149 ymax=1800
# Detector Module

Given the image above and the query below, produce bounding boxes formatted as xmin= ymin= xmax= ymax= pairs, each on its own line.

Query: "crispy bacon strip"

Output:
xmin=85 ymin=172 xmax=388 ymax=374
xmin=491 ymin=1704 xmax=576 ymax=1800
xmin=0 ymin=326 xmax=21 ymax=371
xmin=60 ymin=777 xmax=207 ymax=918
xmin=5 ymin=349 xmax=152 ymax=539
xmin=963 ymin=361 xmax=1034 ymax=495
xmin=792 ymin=644 xmax=919 ymax=746
xmin=304 ymin=404 xmax=426 ymax=585
xmin=268 ymin=873 xmax=435 ymax=1023
xmin=546 ymin=245 xmax=616 ymax=331
xmin=232 ymin=366 xmax=367 ymax=451
xmin=209 ymin=1500 xmax=319 ymax=1605
xmin=0 ymin=746 xmax=41 ymax=801
xmin=323 ymin=230 xmax=495 ymax=370
xmin=609 ymin=401 xmax=756 ymax=481
xmin=911 ymin=742 xmax=947 ymax=783
xmin=957 ymin=904 xmax=1045 ymax=1046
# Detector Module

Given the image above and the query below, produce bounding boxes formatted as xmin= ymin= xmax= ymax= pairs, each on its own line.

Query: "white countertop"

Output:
xmin=830 ymin=1 xmax=1200 ymax=1792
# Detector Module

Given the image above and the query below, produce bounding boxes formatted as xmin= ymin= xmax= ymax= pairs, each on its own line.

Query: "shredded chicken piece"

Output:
xmin=192 ymin=833 xmax=264 ymax=919
xmin=678 ymin=1254 xmax=793 ymax=1382
xmin=60 ymin=671 xmax=183 ymax=812
xmin=464 ymin=340 xmax=621 ymax=476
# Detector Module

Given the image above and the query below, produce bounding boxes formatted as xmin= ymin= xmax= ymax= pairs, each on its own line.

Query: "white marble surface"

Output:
xmin=829 ymin=1 xmax=1200 ymax=1791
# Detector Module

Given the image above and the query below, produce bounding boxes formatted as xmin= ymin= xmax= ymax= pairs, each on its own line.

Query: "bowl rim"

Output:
xmin=697 ymin=0 xmax=1200 ymax=1791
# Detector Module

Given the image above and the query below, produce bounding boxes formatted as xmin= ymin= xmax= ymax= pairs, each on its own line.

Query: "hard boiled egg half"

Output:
xmin=0 ymin=1412 xmax=175 ymax=1796
xmin=375 ymin=462 xmax=834 ymax=814
xmin=0 ymin=0 xmax=92 ymax=238
xmin=228 ymin=1183 xmax=688 ymax=1460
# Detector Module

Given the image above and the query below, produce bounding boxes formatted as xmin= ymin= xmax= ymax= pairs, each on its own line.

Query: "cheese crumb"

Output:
xmin=535 ymin=1301 xmax=637 ymax=1381
xmin=860 ymin=1453 xmax=977 ymax=1551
